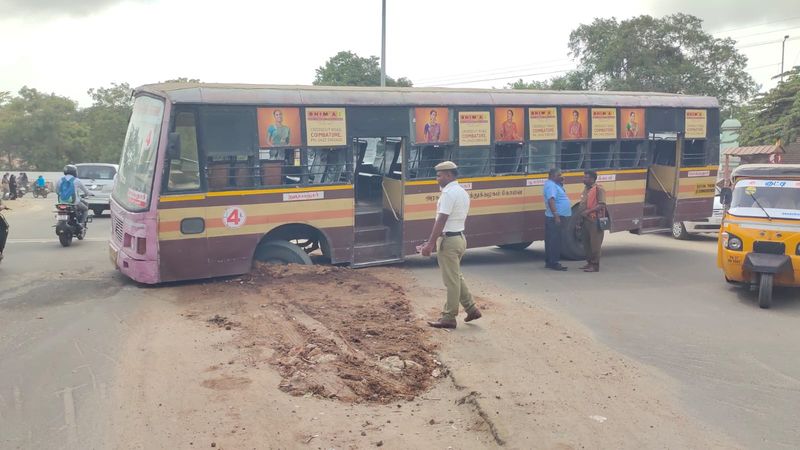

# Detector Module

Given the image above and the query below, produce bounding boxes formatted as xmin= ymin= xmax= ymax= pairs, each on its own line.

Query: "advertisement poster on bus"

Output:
xmin=620 ymin=108 xmax=645 ymax=139
xmin=305 ymin=108 xmax=347 ymax=146
xmin=458 ymin=111 xmax=491 ymax=146
xmin=494 ymin=107 xmax=524 ymax=142
xmin=257 ymin=107 xmax=301 ymax=148
xmin=528 ymin=107 xmax=558 ymax=141
xmin=414 ymin=107 xmax=450 ymax=144
xmin=591 ymin=108 xmax=617 ymax=139
xmin=561 ymin=108 xmax=588 ymax=140
xmin=685 ymin=109 xmax=707 ymax=139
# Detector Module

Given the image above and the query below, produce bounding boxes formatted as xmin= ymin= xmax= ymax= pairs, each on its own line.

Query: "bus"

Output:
xmin=109 ymin=83 xmax=720 ymax=284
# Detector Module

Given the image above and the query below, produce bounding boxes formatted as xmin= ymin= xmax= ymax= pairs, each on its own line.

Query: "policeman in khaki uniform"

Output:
xmin=418 ymin=161 xmax=482 ymax=329
xmin=579 ymin=170 xmax=607 ymax=272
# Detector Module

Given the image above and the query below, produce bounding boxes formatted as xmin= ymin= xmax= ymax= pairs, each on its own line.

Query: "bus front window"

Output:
xmin=113 ymin=96 xmax=165 ymax=212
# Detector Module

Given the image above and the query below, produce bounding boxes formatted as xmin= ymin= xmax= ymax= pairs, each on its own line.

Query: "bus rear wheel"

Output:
xmin=497 ymin=241 xmax=533 ymax=251
xmin=254 ymin=240 xmax=312 ymax=265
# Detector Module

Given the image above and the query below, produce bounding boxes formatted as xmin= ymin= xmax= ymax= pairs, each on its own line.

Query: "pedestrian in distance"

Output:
xmin=579 ymin=170 xmax=607 ymax=272
xmin=418 ymin=161 xmax=482 ymax=329
xmin=543 ymin=168 xmax=572 ymax=271
xmin=0 ymin=196 xmax=8 ymax=263
xmin=8 ymin=175 xmax=17 ymax=200
xmin=1 ymin=174 xmax=8 ymax=200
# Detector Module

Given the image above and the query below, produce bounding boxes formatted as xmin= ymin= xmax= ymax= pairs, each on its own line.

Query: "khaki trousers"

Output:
xmin=582 ymin=218 xmax=605 ymax=265
xmin=436 ymin=235 xmax=475 ymax=320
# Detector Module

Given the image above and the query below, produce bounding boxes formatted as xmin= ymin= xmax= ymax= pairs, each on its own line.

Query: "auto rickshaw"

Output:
xmin=717 ymin=164 xmax=800 ymax=308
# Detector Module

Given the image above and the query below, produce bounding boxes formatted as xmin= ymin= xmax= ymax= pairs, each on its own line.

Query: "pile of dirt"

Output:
xmin=197 ymin=263 xmax=441 ymax=404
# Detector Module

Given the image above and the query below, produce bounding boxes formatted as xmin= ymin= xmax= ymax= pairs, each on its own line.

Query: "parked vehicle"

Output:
xmin=54 ymin=196 xmax=92 ymax=247
xmin=672 ymin=195 xmax=723 ymax=239
xmin=76 ymin=163 xmax=118 ymax=217
xmin=717 ymin=164 xmax=800 ymax=308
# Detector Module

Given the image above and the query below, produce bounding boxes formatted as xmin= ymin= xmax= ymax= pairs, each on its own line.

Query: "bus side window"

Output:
xmin=589 ymin=141 xmax=616 ymax=169
xmin=166 ymin=111 xmax=201 ymax=192
xmin=618 ymin=140 xmax=647 ymax=168
xmin=407 ymin=145 xmax=445 ymax=179
xmin=527 ymin=142 xmax=557 ymax=173
xmin=306 ymin=148 xmax=348 ymax=185
xmin=682 ymin=139 xmax=706 ymax=167
xmin=199 ymin=106 xmax=258 ymax=190
xmin=453 ymin=147 xmax=492 ymax=177
xmin=560 ymin=142 xmax=587 ymax=171
xmin=494 ymin=143 xmax=524 ymax=174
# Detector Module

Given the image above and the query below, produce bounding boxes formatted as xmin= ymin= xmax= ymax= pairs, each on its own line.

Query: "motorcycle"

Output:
xmin=32 ymin=185 xmax=48 ymax=198
xmin=16 ymin=185 xmax=27 ymax=198
xmin=54 ymin=196 xmax=91 ymax=247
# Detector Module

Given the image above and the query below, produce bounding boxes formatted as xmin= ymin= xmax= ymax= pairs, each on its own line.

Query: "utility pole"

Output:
xmin=381 ymin=0 xmax=387 ymax=87
xmin=781 ymin=35 xmax=789 ymax=83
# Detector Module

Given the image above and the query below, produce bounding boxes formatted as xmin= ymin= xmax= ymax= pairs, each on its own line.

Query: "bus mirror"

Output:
xmin=167 ymin=132 xmax=181 ymax=160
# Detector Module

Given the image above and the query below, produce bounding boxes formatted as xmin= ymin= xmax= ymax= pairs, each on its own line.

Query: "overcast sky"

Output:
xmin=1 ymin=0 xmax=798 ymax=107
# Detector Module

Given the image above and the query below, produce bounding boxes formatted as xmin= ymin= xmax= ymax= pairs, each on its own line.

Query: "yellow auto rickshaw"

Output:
xmin=717 ymin=164 xmax=800 ymax=308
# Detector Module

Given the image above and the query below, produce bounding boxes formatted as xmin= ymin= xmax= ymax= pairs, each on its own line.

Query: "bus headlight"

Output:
xmin=727 ymin=234 xmax=743 ymax=251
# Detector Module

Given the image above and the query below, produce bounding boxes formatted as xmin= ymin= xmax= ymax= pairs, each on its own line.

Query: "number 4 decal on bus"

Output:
xmin=222 ymin=206 xmax=247 ymax=229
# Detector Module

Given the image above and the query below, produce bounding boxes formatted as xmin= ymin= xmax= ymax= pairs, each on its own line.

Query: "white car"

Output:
xmin=76 ymin=163 xmax=118 ymax=217
xmin=672 ymin=195 xmax=723 ymax=239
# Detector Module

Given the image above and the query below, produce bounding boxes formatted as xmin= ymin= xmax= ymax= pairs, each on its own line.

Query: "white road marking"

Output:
xmin=6 ymin=238 xmax=108 ymax=243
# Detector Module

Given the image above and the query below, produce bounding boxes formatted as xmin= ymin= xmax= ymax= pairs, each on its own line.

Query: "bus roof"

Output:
xmin=135 ymin=83 xmax=720 ymax=108
xmin=732 ymin=164 xmax=800 ymax=179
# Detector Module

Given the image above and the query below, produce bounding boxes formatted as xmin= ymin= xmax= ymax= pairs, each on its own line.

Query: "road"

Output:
xmin=1 ymin=196 xmax=799 ymax=449
xmin=406 ymin=232 xmax=800 ymax=449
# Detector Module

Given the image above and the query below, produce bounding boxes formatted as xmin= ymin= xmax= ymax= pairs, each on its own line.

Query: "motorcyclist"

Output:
xmin=56 ymin=165 xmax=93 ymax=227
xmin=35 ymin=175 xmax=46 ymax=195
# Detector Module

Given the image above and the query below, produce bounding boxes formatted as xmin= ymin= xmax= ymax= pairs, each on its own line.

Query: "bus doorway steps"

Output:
xmin=353 ymin=241 xmax=402 ymax=267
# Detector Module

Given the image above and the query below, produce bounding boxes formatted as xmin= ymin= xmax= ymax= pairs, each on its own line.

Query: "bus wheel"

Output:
xmin=254 ymin=240 xmax=312 ymax=265
xmin=497 ymin=241 xmax=533 ymax=251
xmin=758 ymin=273 xmax=773 ymax=309
xmin=561 ymin=211 xmax=586 ymax=261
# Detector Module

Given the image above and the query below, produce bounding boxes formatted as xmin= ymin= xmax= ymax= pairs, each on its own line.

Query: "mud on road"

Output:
xmin=201 ymin=264 xmax=440 ymax=403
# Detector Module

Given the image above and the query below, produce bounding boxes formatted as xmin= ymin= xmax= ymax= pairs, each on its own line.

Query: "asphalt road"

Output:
xmin=2 ymin=196 xmax=799 ymax=449
xmin=0 ymin=197 xmax=138 ymax=450
xmin=407 ymin=232 xmax=800 ymax=449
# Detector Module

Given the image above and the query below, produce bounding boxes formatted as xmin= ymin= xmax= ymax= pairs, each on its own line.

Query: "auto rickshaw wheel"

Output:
xmin=758 ymin=273 xmax=773 ymax=309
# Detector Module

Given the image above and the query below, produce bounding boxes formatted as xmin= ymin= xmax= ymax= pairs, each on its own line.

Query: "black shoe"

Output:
xmin=545 ymin=264 xmax=568 ymax=271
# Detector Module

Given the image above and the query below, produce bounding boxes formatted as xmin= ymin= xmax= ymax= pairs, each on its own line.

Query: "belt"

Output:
xmin=444 ymin=231 xmax=464 ymax=237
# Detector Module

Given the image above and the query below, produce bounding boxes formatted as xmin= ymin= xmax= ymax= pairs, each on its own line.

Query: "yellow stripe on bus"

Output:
xmin=159 ymin=184 xmax=354 ymax=203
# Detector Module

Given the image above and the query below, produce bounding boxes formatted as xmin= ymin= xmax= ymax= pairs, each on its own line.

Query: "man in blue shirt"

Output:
xmin=543 ymin=168 xmax=572 ymax=270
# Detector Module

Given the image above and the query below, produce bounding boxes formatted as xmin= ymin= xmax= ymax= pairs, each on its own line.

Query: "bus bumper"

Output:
xmin=109 ymin=240 xmax=160 ymax=284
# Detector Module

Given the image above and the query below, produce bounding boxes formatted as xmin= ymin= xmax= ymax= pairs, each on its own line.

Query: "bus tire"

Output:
xmin=254 ymin=240 xmax=312 ymax=265
xmin=497 ymin=241 xmax=533 ymax=251
xmin=758 ymin=273 xmax=773 ymax=309
xmin=561 ymin=210 xmax=586 ymax=261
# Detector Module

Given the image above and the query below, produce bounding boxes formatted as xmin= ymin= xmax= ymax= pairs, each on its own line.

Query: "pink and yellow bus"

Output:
xmin=109 ymin=83 xmax=719 ymax=283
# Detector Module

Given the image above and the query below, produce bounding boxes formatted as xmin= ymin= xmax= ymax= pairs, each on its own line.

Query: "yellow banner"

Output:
xmin=305 ymin=108 xmax=347 ymax=146
xmin=685 ymin=109 xmax=707 ymax=139
xmin=528 ymin=107 xmax=558 ymax=141
xmin=458 ymin=111 xmax=491 ymax=146
xmin=591 ymin=108 xmax=617 ymax=139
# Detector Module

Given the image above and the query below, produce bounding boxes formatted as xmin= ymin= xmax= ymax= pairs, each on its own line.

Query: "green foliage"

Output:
xmin=509 ymin=14 xmax=757 ymax=110
xmin=314 ymin=51 xmax=412 ymax=87
xmin=739 ymin=67 xmax=800 ymax=146
xmin=0 ymin=83 xmax=134 ymax=170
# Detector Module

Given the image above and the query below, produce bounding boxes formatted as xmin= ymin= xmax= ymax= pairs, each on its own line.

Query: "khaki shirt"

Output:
xmin=580 ymin=183 xmax=607 ymax=219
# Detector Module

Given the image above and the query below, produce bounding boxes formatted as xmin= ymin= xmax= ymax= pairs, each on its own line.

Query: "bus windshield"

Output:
xmin=729 ymin=179 xmax=800 ymax=220
xmin=112 ymin=96 xmax=165 ymax=212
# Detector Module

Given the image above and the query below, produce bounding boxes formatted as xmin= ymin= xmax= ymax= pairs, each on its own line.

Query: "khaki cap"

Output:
xmin=434 ymin=161 xmax=458 ymax=171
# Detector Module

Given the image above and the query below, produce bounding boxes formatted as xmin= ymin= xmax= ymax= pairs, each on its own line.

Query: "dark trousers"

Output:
xmin=0 ymin=213 xmax=8 ymax=254
xmin=544 ymin=216 xmax=563 ymax=267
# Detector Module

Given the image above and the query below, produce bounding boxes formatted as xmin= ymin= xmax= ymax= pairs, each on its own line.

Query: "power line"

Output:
xmin=709 ymin=15 xmax=800 ymax=35
xmin=417 ymin=61 xmax=576 ymax=86
xmin=739 ymin=36 xmax=800 ymax=49
xmin=414 ymin=58 xmax=573 ymax=84
xmin=429 ymin=68 xmax=573 ymax=87
xmin=724 ymin=24 xmax=800 ymax=40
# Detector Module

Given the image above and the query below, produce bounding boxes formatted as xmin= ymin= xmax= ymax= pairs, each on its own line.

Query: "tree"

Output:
xmin=82 ymin=82 xmax=134 ymax=163
xmin=565 ymin=14 xmax=757 ymax=110
xmin=739 ymin=66 xmax=800 ymax=146
xmin=313 ymin=51 xmax=412 ymax=87
xmin=507 ymin=71 xmax=588 ymax=91
xmin=162 ymin=77 xmax=201 ymax=83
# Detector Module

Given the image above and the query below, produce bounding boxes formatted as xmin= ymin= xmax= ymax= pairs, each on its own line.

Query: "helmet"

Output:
xmin=63 ymin=165 xmax=77 ymax=176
